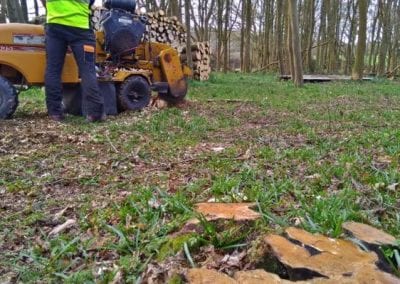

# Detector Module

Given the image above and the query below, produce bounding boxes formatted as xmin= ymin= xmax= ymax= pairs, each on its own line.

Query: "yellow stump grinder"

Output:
xmin=0 ymin=0 xmax=191 ymax=119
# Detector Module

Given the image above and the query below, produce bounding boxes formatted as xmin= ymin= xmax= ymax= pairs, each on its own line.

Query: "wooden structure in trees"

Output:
xmin=280 ymin=74 xmax=373 ymax=83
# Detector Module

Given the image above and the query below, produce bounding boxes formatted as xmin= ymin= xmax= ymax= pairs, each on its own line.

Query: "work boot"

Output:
xmin=49 ymin=114 xmax=65 ymax=122
xmin=86 ymin=113 xmax=106 ymax=123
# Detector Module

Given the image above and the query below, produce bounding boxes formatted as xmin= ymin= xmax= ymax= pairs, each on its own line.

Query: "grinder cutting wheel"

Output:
xmin=0 ymin=0 xmax=191 ymax=119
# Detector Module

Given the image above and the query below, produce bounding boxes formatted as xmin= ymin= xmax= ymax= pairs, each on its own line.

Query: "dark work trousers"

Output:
xmin=45 ymin=23 xmax=104 ymax=117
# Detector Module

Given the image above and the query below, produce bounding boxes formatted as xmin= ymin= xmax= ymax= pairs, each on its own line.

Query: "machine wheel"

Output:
xmin=118 ymin=76 xmax=151 ymax=111
xmin=0 ymin=76 xmax=18 ymax=119
xmin=62 ymin=84 xmax=82 ymax=116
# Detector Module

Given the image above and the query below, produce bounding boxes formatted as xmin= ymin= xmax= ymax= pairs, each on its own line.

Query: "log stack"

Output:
xmin=91 ymin=7 xmax=107 ymax=31
xmin=181 ymin=42 xmax=211 ymax=81
xmin=143 ymin=10 xmax=186 ymax=50
xmin=91 ymin=8 xmax=186 ymax=50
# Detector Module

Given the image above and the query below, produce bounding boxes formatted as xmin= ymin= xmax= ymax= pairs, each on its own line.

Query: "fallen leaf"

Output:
xmin=53 ymin=206 xmax=71 ymax=221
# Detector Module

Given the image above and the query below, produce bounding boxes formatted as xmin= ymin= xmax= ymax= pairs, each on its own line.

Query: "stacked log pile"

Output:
xmin=91 ymin=7 xmax=107 ymax=31
xmin=143 ymin=10 xmax=186 ymax=50
xmin=181 ymin=42 xmax=211 ymax=81
xmin=91 ymin=8 xmax=186 ymax=50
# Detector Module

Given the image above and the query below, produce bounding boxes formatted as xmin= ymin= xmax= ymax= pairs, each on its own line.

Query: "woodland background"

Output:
xmin=0 ymin=0 xmax=398 ymax=79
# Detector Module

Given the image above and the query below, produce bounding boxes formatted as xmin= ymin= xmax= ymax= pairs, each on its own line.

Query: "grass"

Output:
xmin=1 ymin=72 xmax=400 ymax=282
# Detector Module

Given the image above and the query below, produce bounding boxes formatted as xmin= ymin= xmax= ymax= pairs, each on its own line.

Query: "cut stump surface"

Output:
xmin=342 ymin=221 xmax=397 ymax=246
xmin=193 ymin=203 xmax=261 ymax=222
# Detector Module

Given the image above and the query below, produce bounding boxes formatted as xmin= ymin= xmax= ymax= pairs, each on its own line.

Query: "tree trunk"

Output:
xmin=6 ymin=0 xmax=24 ymax=22
xmin=184 ymin=0 xmax=192 ymax=69
xmin=275 ymin=0 xmax=285 ymax=75
xmin=216 ymin=0 xmax=223 ymax=71
xmin=240 ymin=0 xmax=245 ymax=71
xmin=243 ymin=0 xmax=252 ymax=72
xmin=0 ymin=0 xmax=7 ymax=23
xmin=20 ymin=0 xmax=28 ymax=22
xmin=288 ymin=0 xmax=303 ymax=87
xmin=223 ymin=0 xmax=230 ymax=73
xmin=377 ymin=0 xmax=392 ymax=76
xmin=352 ymin=0 xmax=368 ymax=80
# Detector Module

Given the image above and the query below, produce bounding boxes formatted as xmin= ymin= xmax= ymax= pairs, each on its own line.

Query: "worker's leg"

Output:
xmin=45 ymin=24 xmax=68 ymax=117
xmin=69 ymin=29 xmax=104 ymax=119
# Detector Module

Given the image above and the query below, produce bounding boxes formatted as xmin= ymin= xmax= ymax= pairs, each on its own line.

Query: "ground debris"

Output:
xmin=48 ymin=219 xmax=77 ymax=237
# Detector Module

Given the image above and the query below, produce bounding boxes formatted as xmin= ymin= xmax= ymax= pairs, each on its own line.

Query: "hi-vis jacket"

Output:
xmin=46 ymin=0 xmax=94 ymax=29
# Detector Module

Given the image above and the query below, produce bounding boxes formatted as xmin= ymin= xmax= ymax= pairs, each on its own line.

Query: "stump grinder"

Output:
xmin=0 ymin=0 xmax=191 ymax=119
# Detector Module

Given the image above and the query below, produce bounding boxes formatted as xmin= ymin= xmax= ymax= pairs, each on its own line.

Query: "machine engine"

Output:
xmin=101 ymin=0 xmax=146 ymax=59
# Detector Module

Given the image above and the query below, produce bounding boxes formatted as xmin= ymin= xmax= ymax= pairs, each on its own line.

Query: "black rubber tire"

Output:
xmin=0 ymin=76 xmax=18 ymax=119
xmin=118 ymin=76 xmax=151 ymax=111
xmin=62 ymin=84 xmax=82 ymax=116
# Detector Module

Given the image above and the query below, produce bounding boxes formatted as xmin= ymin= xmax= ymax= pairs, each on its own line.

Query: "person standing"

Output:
xmin=41 ymin=0 xmax=105 ymax=122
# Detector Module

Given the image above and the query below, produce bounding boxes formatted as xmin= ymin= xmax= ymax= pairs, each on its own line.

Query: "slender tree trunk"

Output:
xmin=34 ymin=0 xmax=39 ymax=17
xmin=389 ymin=1 xmax=400 ymax=76
xmin=20 ymin=0 xmax=28 ymax=22
xmin=6 ymin=0 xmax=24 ymax=22
xmin=243 ymin=0 xmax=252 ymax=72
xmin=240 ymin=0 xmax=245 ymax=71
xmin=216 ymin=0 xmax=223 ymax=71
xmin=303 ymin=0 xmax=315 ymax=73
xmin=223 ymin=0 xmax=230 ymax=73
xmin=317 ymin=0 xmax=327 ymax=71
xmin=275 ymin=0 xmax=285 ymax=75
xmin=184 ymin=0 xmax=192 ymax=69
xmin=368 ymin=3 xmax=380 ymax=73
xmin=262 ymin=0 xmax=272 ymax=69
xmin=378 ymin=0 xmax=392 ymax=76
xmin=352 ymin=0 xmax=368 ymax=80
xmin=288 ymin=0 xmax=303 ymax=86
xmin=0 ymin=0 xmax=7 ymax=23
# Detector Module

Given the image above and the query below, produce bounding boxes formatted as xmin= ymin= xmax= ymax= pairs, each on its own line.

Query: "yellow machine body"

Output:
xmin=0 ymin=24 xmax=79 ymax=84
xmin=0 ymin=23 xmax=191 ymax=95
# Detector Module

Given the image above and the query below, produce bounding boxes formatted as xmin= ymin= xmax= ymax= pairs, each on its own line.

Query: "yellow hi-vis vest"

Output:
xmin=46 ymin=0 xmax=92 ymax=29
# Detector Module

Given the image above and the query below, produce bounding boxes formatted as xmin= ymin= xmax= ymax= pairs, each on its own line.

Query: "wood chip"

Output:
xmin=49 ymin=219 xmax=76 ymax=237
